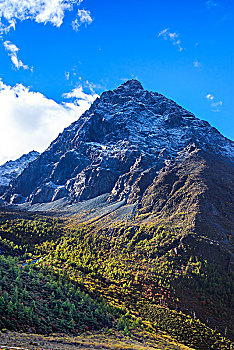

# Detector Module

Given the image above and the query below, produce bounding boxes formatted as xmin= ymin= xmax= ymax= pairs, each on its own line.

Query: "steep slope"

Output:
xmin=132 ymin=146 xmax=233 ymax=270
xmin=0 ymin=151 xmax=39 ymax=198
xmin=139 ymin=145 xmax=233 ymax=238
xmin=5 ymin=79 xmax=233 ymax=206
xmin=0 ymin=211 xmax=232 ymax=348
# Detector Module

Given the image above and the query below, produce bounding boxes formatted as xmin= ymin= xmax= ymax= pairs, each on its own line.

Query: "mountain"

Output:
xmin=4 ymin=80 xmax=233 ymax=208
xmin=0 ymin=151 xmax=39 ymax=199
xmin=0 ymin=80 xmax=233 ymax=348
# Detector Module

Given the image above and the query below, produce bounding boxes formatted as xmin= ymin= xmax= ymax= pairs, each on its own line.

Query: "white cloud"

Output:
xmin=193 ymin=59 xmax=201 ymax=68
xmin=0 ymin=0 xmax=86 ymax=34
xmin=211 ymin=101 xmax=223 ymax=107
xmin=71 ymin=18 xmax=80 ymax=31
xmin=4 ymin=41 xmax=33 ymax=71
xmin=63 ymin=78 xmax=99 ymax=98
xmin=72 ymin=9 xmax=93 ymax=31
xmin=65 ymin=71 xmax=70 ymax=80
xmin=211 ymin=100 xmax=223 ymax=112
xmin=0 ymin=79 xmax=98 ymax=165
xmin=206 ymin=94 xmax=214 ymax=100
xmin=77 ymin=9 xmax=93 ymax=24
xmin=83 ymin=80 xmax=98 ymax=93
xmin=158 ymin=28 xmax=183 ymax=52
xmin=206 ymin=93 xmax=223 ymax=112
xmin=63 ymin=85 xmax=99 ymax=103
xmin=206 ymin=0 xmax=218 ymax=8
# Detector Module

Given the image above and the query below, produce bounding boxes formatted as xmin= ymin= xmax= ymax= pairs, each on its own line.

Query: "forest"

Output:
xmin=0 ymin=211 xmax=233 ymax=350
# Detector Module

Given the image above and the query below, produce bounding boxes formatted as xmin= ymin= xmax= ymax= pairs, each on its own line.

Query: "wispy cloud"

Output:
xmin=72 ymin=9 xmax=93 ymax=31
xmin=206 ymin=93 xmax=223 ymax=112
xmin=158 ymin=28 xmax=183 ymax=52
xmin=0 ymin=79 xmax=98 ymax=165
xmin=0 ymin=0 xmax=87 ymax=34
xmin=206 ymin=0 xmax=218 ymax=9
xmin=193 ymin=59 xmax=201 ymax=68
xmin=206 ymin=94 xmax=214 ymax=100
xmin=3 ymin=41 xmax=33 ymax=71
xmin=65 ymin=71 xmax=70 ymax=80
xmin=63 ymin=83 xmax=99 ymax=103
xmin=211 ymin=100 xmax=223 ymax=111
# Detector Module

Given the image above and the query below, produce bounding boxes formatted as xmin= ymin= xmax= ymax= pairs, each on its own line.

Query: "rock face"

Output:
xmin=0 ymin=151 xmax=39 ymax=200
xmin=3 ymin=80 xmax=234 ymax=208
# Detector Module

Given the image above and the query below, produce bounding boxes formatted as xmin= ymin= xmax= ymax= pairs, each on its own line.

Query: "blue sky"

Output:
xmin=0 ymin=0 xmax=233 ymax=164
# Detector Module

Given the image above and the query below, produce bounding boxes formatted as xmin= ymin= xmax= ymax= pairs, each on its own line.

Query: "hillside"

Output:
xmin=0 ymin=80 xmax=233 ymax=349
xmin=0 ymin=212 xmax=232 ymax=349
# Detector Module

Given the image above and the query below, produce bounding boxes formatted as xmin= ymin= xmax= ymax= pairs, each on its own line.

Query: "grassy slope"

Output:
xmin=0 ymin=211 xmax=233 ymax=350
xmin=0 ymin=329 xmax=194 ymax=350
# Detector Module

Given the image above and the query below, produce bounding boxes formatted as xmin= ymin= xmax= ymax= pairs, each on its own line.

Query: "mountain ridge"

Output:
xmin=0 ymin=150 xmax=39 ymax=198
xmin=3 ymin=79 xmax=233 ymax=207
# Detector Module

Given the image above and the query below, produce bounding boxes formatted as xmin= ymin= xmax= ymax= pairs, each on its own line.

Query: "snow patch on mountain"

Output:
xmin=3 ymin=80 xmax=234 ymax=205
xmin=0 ymin=151 xmax=39 ymax=187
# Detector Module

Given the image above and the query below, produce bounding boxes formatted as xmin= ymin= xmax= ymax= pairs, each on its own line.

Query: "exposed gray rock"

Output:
xmin=3 ymin=79 xmax=234 ymax=205
xmin=0 ymin=151 xmax=39 ymax=193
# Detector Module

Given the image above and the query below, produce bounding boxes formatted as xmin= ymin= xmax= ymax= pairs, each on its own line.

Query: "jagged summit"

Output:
xmin=114 ymin=79 xmax=144 ymax=92
xmin=1 ymin=80 xmax=233 ymax=207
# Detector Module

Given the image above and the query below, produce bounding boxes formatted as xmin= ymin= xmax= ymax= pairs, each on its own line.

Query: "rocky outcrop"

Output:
xmin=0 ymin=151 xmax=39 ymax=199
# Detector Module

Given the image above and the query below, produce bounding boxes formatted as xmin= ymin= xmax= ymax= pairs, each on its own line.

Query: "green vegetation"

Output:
xmin=138 ymin=303 xmax=229 ymax=350
xmin=0 ymin=212 xmax=233 ymax=350
xmin=0 ymin=254 xmax=113 ymax=334
xmin=0 ymin=216 xmax=62 ymax=256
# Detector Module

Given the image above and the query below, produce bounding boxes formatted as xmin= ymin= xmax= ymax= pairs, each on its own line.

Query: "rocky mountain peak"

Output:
xmin=2 ymin=80 xmax=233 ymax=206
xmin=114 ymin=79 xmax=144 ymax=93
